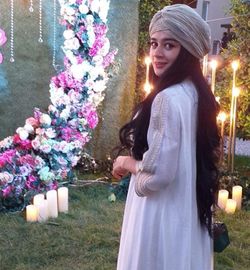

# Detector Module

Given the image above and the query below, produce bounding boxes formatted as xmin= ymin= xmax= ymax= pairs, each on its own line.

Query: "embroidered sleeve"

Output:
xmin=134 ymin=93 xmax=181 ymax=197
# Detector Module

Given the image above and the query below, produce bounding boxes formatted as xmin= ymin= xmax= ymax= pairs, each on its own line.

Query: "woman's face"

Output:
xmin=149 ymin=30 xmax=181 ymax=77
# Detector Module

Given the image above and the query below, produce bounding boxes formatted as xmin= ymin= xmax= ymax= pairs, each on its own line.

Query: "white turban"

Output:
xmin=149 ymin=4 xmax=211 ymax=59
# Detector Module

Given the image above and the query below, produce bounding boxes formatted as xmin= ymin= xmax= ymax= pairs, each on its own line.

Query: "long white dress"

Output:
xmin=117 ymin=79 xmax=213 ymax=270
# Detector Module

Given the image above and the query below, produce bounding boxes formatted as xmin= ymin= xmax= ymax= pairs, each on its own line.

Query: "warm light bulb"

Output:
xmin=144 ymin=56 xmax=151 ymax=65
xmin=217 ymin=111 xmax=227 ymax=123
xmin=231 ymin=60 xmax=239 ymax=71
xmin=215 ymin=96 xmax=220 ymax=103
xmin=144 ymin=82 xmax=151 ymax=94
xmin=232 ymin=87 xmax=240 ymax=97
xmin=210 ymin=60 xmax=218 ymax=70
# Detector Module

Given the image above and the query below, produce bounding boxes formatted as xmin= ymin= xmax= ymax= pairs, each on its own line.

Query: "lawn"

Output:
xmin=0 ymin=156 xmax=249 ymax=270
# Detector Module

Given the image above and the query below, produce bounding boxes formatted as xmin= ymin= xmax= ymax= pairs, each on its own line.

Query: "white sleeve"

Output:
xmin=134 ymin=93 xmax=181 ymax=197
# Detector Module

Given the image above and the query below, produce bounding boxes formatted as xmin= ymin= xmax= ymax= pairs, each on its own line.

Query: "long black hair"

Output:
xmin=118 ymin=47 xmax=220 ymax=236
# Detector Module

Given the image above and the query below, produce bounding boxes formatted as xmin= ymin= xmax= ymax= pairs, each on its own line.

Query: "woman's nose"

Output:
xmin=153 ymin=45 xmax=164 ymax=57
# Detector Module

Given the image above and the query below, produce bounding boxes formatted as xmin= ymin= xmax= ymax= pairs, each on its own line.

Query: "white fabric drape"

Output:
xmin=117 ymin=79 xmax=213 ymax=270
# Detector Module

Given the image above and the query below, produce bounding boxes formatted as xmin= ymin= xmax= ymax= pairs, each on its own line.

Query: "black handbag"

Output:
xmin=213 ymin=222 xmax=230 ymax=253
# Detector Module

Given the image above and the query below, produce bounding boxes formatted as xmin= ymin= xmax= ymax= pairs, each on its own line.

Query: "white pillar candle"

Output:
xmin=46 ymin=190 xmax=58 ymax=218
xmin=26 ymin=205 xmax=38 ymax=222
xmin=225 ymin=199 xmax=237 ymax=214
xmin=232 ymin=185 xmax=242 ymax=210
xmin=33 ymin=194 xmax=48 ymax=222
xmin=58 ymin=187 xmax=69 ymax=213
xmin=218 ymin=189 xmax=229 ymax=210
xmin=33 ymin=193 xmax=44 ymax=205
xmin=38 ymin=199 xmax=49 ymax=222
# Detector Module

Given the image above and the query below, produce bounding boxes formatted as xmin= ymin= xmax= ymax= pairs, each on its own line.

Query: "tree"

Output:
xmin=216 ymin=0 xmax=250 ymax=139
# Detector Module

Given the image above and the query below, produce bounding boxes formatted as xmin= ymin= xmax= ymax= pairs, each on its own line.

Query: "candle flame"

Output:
xmin=217 ymin=111 xmax=227 ymax=123
xmin=144 ymin=82 xmax=152 ymax=94
xmin=231 ymin=60 xmax=239 ymax=71
xmin=232 ymin=87 xmax=240 ymax=97
xmin=215 ymin=96 xmax=220 ymax=103
xmin=210 ymin=59 xmax=218 ymax=70
xmin=144 ymin=56 xmax=151 ymax=65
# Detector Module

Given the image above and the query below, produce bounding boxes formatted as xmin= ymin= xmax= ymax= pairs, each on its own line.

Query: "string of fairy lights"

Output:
xmin=4 ymin=0 xmax=58 ymax=67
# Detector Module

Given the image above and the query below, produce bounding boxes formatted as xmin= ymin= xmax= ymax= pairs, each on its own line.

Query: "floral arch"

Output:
xmin=0 ymin=0 xmax=116 ymax=211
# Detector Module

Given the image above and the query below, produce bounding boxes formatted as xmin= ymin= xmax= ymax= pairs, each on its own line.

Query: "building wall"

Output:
xmin=196 ymin=0 xmax=232 ymax=54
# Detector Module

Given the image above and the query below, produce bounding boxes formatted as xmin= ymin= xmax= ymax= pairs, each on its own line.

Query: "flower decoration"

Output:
xmin=0 ymin=0 xmax=116 ymax=211
xmin=0 ymin=28 xmax=7 ymax=64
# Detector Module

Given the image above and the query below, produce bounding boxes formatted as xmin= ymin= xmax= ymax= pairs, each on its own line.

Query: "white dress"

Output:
xmin=117 ymin=79 xmax=213 ymax=270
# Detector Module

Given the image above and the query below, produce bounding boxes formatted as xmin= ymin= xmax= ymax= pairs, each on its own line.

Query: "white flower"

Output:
xmin=100 ymin=38 xmax=110 ymax=56
xmin=93 ymin=79 xmax=107 ymax=93
xmin=45 ymin=128 xmax=57 ymax=139
xmin=48 ymin=104 xmax=59 ymax=115
xmin=90 ymin=0 xmax=100 ymax=14
xmin=69 ymin=0 xmax=76 ymax=4
xmin=24 ymin=123 xmax=34 ymax=134
xmin=65 ymin=50 xmax=78 ymax=65
xmin=63 ymin=29 xmax=75 ymax=40
xmin=79 ymin=118 xmax=88 ymax=126
xmin=40 ymin=114 xmax=52 ymax=126
xmin=87 ymin=28 xmax=95 ymax=47
xmin=65 ymin=6 xmax=75 ymax=16
xmin=79 ymin=4 xmax=89 ymax=14
xmin=99 ymin=1 xmax=110 ymax=23
xmin=64 ymin=37 xmax=80 ymax=50
xmin=89 ymin=66 xmax=105 ymax=81
xmin=70 ymin=62 xmax=91 ymax=80
xmin=92 ymin=55 xmax=103 ymax=65
xmin=86 ymin=14 xmax=94 ymax=25
xmin=60 ymin=107 xmax=71 ymax=120
xmin=40 ymin=144 xmax=52 ymax=154
xmin=16 ymin=128 xmax=29 ymax=140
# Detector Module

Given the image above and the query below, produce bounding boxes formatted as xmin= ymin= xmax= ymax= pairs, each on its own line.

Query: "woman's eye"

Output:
xmin=150 ymin=42 xmax=158 ymax=49
xmin=164 ymin=43 xmax=174 ymax=50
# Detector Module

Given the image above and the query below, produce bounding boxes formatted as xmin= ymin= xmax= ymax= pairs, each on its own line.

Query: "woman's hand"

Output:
xmin=112 ymin=156 xmax=137 ymax=180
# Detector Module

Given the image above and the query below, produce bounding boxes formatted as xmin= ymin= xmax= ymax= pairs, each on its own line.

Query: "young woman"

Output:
xmin=112 ymin=4 xmax=220 ymax=270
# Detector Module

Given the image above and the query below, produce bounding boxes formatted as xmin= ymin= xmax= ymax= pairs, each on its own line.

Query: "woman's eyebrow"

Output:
xmin=150 ymin=38 xmax=178 ymax=43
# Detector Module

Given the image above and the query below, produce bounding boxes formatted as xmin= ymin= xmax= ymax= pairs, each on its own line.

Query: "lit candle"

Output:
xmin=210 ymin=60 xmax=217 ymax=94
xmin=46 ymin=190 xmax=58 ymax=218
xmin=202 ymin=54 xmax=208 ymax=77
xmin=232 ymin=185 xmax=242 ymax=210
xmin=225 ymin=199 xmax=237 ymax=214
xmin=218 ymin=189 xmax=229 ymax=210
xmin=217 ymin=111 xmax=227 ymax=164
xmin=228 ymin=60 xmax=240 ymax=171
xmin=26 ymin=205 xmax=38 ymax=222
xmin=144 ymin=56 xmax=152 ymax=94
xmin=231 ymin=60 xmax=239 ymax=89
xmin=231 ymin=87 xmax=240 ymax=172
xmin=58 ymin=187 xmax=69 ymax=213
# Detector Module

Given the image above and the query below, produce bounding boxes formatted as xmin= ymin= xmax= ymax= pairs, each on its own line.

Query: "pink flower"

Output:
xmin=25 ymin=175 xmax=37 ymax=189
xmin=13 ymin=135 xmax=32 ymax=150
xmin=26 ymin=117 xmax=39 ymax=128
xmin=0 ymin=29 xmax=7 ymax=46
xmin=102 ymin=49 xmax=117 ymax=68
xmin=0 ymin=149 xmax=16 ymax=164
xmin=0 ymin=53 xmax=3 ymax=64
xmin=89 ymin=38 xmax=105 ymax=57
xmin=2 ymin=186 xmax=12 ymax=198
xmin=81 ymin=104 xmax=98 ymax=129
xmin=18 ymin=154 xmax=35 ymax=167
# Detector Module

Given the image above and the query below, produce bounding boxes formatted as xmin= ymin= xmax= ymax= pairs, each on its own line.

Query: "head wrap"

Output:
xmin=149 ymin=4 xmax=211 ymax=59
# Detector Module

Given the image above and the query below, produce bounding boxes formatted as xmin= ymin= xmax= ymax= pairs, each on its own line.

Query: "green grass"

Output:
xmin=0 ymin=186 xmax=124 ymax=270
xmin=0 ymin=155 xmax=249 ymax=270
